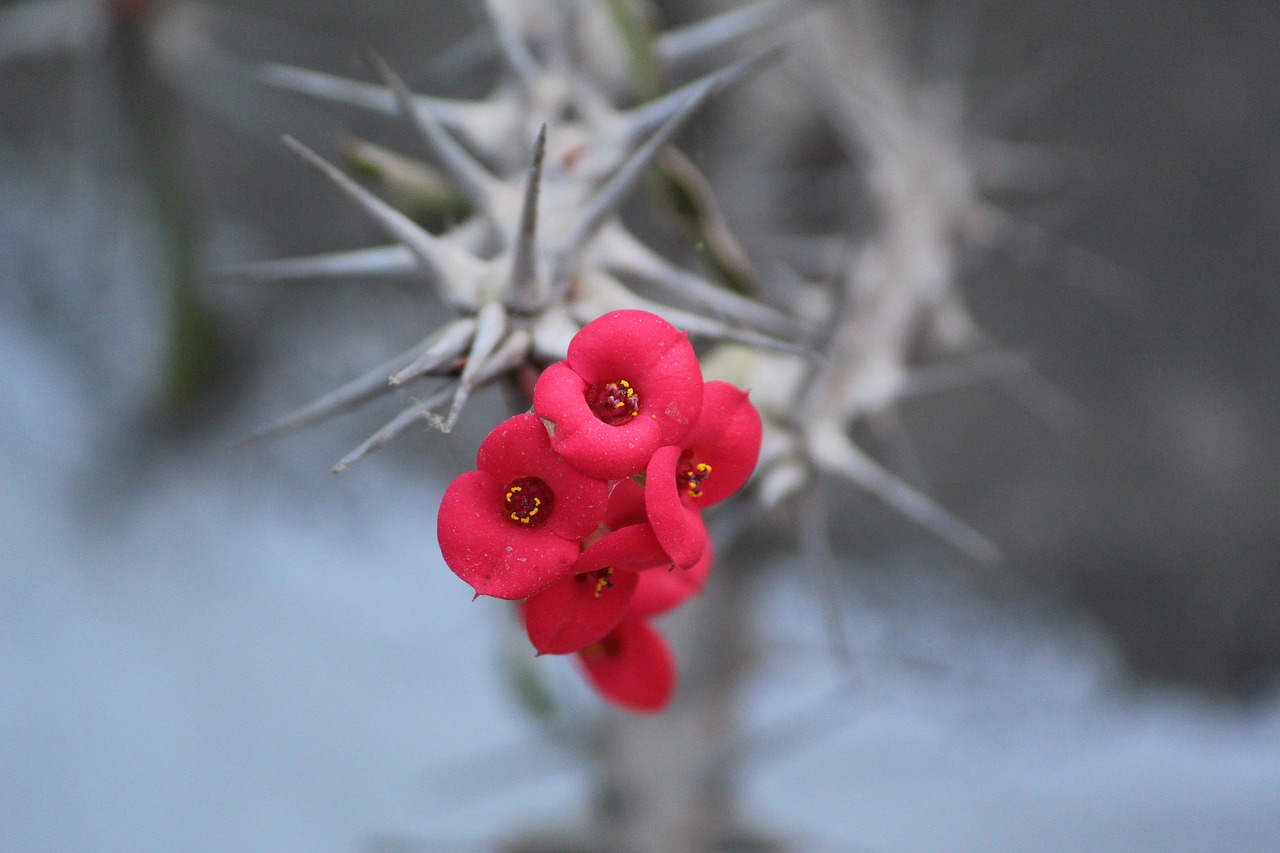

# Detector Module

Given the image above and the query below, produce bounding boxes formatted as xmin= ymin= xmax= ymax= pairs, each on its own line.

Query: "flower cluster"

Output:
xmin=438 ymin=310 xmax=761 ymax=713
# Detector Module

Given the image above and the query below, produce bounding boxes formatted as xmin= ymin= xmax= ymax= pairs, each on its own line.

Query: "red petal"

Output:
xmin=630 ymin=537 xmax=715 ymax=620
xmin=644 ymin=445 xmax=707 ymax=568
xmin=523 ymin=523 xmax=670 ymax=654
xmin=534 ymin=311 xmax=705 ymax=480
xmin=574 ymin=523 xmax=672 ymax=574
xmin=534 ymin=361 xmax=665 ymax=480
xmin=603 ymin=478 xmax=648 ymax=529
xmin=577 ymin=619 xmax=676 ymax=713
xmin=677 ymin=381 xmax=763 ymax=506
xmin=437 ymin=470 xmax=581 ymax=599
xmin=475 ymin=412 xmax=609 ymax=541
xmin=567 ymin=311 xmax=703 ymax=447
xmin=524 ymin=569 xmax=639 ymax=655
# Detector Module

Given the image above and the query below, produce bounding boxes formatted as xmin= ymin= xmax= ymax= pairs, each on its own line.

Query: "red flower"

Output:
xmin=524 ymin=481 xmax=673 ymax=654
xmin=646 ymin=381 xmax=762 ymax=568
xmin=577 ymin=618 xmax=677 ymax=713
xmin=533 ymin=310 xmax=703 ymax=480
xmin=437 ymin=413 xmax=609 ymax=600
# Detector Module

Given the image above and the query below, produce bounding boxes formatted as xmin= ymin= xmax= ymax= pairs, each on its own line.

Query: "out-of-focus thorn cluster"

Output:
xmin=0 ymin=0 xmax=1051 ymax=563
xmin=229 ymin=0 xmax=808 ymax=472
xmin=702 ymin=1 xmax=1083 ymax=563
xmin=0 ymin=0 xmax=107 ymax=62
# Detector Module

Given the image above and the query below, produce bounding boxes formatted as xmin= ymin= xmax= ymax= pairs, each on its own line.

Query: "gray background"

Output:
xmin=3 ymin=1 xmax=1278 ymax=850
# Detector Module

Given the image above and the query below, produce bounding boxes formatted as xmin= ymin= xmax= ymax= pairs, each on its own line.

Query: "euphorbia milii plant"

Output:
xmin=436 ymin=312 xmax=762 ymax=712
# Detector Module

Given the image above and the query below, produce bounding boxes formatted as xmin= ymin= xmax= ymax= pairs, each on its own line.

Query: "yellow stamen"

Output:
xmin=684 ymin=461 xmax=712 ymax=497
xmin=592 ymin=567 xmax=616 ymax=598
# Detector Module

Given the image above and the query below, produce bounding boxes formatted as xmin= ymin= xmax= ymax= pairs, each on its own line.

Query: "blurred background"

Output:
xmin=2 ymin=1 xmax=1278 ymax=850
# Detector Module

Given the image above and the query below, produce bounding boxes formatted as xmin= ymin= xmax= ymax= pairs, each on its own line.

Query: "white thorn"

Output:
xmin=806 ymin=421 xmax=1001 ymax=564
xmin=358 ymin=46 xmax=500 ymax=218
xmin=280 ymin=134 xmax=482 ymax=310
xmin=507 ymin=124 xmax=547 ymax=313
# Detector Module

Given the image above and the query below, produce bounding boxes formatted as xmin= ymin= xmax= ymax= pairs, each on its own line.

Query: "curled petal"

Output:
xmin=577 ymin=619 xmax=677 ymax=714
xmin=644 ymin=445 xmax=708 ymax=569
xmin=676 ymin=381 xmax=763 ymax=506
xmin=534 ymin=310 xmax=704 ymax=480
xmin=437 ymin=470 xmax=581 ymax=599
xmin=575 ymin=523 xmax=673 ymax=575
xmin=533 ymin=361 xmax=664 ymax=479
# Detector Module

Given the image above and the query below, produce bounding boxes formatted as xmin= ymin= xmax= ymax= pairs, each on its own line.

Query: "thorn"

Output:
xmin=558 ymin=77 xmax=721 ymax=286
xmin=357 ymin=46 xmax=499 ymax=217
xmin=807 ymin=422 xmax=1001 ymax=564
xmin=239 ymin=338 xmax=433 ymax=446
xmin=507 ymin=124 xmax=547 ymax=313
xmin=620 ymin=48 xmax=785 ymax=149
xmin=441 ymin=300 xmax=509 ymax=432
xmin=331 ymin=382 xmax=457 ymax=472
xmin=279 ymin=134 xmax=481 ymax=310
xmin=259 ymin=61 xmax=504 ymax=153
xmin=657 ymin=0 xmax=798 ymax=70
xmin=478 ymin=0 xmax=541 ymax=85
xmin=219 ymin=245 xmax=415 ymax=284
xmin=598 ymin=225 xmax=805 ymax=339
xmin=387 ymin=317 xmax=478 ymax=386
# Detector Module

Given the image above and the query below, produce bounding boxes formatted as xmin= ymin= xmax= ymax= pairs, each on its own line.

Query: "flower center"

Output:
xmin=677 ymin=450 xmax=712 ymax=498
xmin=587 ymin=379 xmax=640 ymax=426
xmin=577 ymin=566 xmax=616 ymax=598
xmin=503 ymin=476 xmax=553 ymax=526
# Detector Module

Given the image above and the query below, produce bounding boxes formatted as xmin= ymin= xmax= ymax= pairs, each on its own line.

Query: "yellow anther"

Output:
xmin=592 ymin=379 xmax=641 ymax=424
xmin=592 ymin=567 xmax=615 ymax=598
xmin=680 ymin=459 xmax=712 ymax=498
xmin=503 ymin=476 xmax=553 ymax=527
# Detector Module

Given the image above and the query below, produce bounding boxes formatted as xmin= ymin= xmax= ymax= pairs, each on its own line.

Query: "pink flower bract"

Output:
xmin=646 ymin=381 xmax=762 ymax=568
xmin=437 ymin=413 xmax=609 ymax=600
xmin=577 ymin=618 xmax=677 ymax=713
xmin=524 ymin=565 xmax=640 ymax=655
xmin=534 ymin=310 xmax=703 ymax=480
